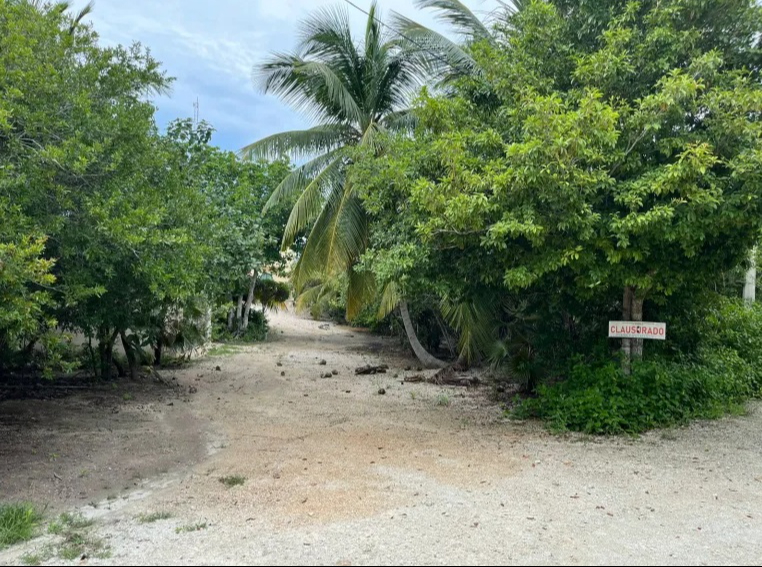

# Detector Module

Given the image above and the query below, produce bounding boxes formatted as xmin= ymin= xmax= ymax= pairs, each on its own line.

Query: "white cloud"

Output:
xmin=73 ymin=0 xmax=501 ymax=150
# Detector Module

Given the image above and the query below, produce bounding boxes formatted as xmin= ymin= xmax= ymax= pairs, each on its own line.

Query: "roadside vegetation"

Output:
xmin=1 ymin=0 xmax=761 ymax=460
xmin=254 ymin=0 xmax=762 ymax=433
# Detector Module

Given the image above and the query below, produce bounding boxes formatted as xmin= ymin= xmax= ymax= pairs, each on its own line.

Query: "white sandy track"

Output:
xmin=2 ymin=308 xmax=761 ymax=566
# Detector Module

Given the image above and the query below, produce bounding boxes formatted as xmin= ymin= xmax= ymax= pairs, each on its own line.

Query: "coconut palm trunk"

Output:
xmin=399 ymin=301 xmax=447 ymax=369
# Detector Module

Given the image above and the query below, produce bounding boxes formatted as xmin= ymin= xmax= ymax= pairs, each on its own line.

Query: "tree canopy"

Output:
xmin=351 ymin=0 xmax=762 ymax=365
xmin=1 ymin=0 xmax=292 ymax=376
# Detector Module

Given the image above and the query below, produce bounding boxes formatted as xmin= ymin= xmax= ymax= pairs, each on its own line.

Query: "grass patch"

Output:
xmin=218 ymin=475 xmax=246 ymax=488
xmin=45 ymin=511 xmax=109 ymax=562
xmin=0 ymin=503 xmax=41 ymax=549
xmin=435 ymin=392 xmax=451 ymax=407
xmin=21 ymin=553 xmax=41 ymax=566
xmin=57 ymin=532 xmax=110 ymax=561
xmin=207 ymin=345 xmax=240 ymax=357
xmin=58 ymin=532 xmax=86 ymax=561
xmin=175 ymin=522 xmax=208 ymax=534
xmin=20 ymin=552 xmax=44 ymax=566
xmin=137 ymin=511 xmax=172 ymax=524
xmin=48 ymin=512 xmax=93 ymax=535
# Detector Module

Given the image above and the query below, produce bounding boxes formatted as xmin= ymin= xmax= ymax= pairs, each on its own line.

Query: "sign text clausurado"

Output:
xmin=608 ymin=321 xmax=666 ymax=340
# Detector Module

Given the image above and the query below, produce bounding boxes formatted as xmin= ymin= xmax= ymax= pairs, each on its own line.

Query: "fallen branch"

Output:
xmin=354 ymin=364 xmax=389 ymax=375
xmin=405 ymin=366 xmax=480 ymax=387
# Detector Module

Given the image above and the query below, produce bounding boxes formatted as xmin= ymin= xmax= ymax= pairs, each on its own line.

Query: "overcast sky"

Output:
xmin=75 ymin=0 xmax=500 ymax=152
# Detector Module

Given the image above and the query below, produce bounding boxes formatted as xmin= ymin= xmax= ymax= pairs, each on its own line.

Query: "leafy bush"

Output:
xmin=516 ymin=298 xmax=762 ymax=434
xmin=213 ymin=309 xmax=268 ymax=343
xmin=238 ymin=310 xmax=269 ymax=342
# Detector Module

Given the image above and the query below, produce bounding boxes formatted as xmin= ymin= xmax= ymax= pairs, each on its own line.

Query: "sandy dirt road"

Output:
xmin=1 ymin=308 xmax=761 ymax=565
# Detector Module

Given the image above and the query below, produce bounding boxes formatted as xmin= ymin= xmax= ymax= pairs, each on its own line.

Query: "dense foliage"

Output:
xmin=0 ymin=1 xmax=291 ymax=378
xmin=345 ymin=0 xmax=762 ymax=430
xmin=4 ymin=0 xmax=762 ymax=433
xmin=518 ymin=298 xmax=762 ymax=433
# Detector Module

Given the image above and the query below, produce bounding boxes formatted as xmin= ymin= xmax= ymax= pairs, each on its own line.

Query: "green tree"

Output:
xmin=168 ymin=119 xmax=292 ymax=336
xmin=0 ymin=201 xmax=56 ymax=371
xmin=1 ymin=0 xmax=214 ymax=377
xmin=353 ymin=0 xmax=762 ymax=370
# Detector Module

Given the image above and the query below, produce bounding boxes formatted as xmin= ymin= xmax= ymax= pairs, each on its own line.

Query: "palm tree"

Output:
xmin=244 ymin=2 xmax=457 ymax=368
xmin=245 ymin=1 xmax=525 ymax=368
xmin=391 ymin=0 xmax=528 ymax=84
xmin=242 ymin=1 xmax=425 ymax=319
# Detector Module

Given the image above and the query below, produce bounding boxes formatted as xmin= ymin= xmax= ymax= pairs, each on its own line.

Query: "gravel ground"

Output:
xmin=1 ymin=308 xmax=761 ymax=566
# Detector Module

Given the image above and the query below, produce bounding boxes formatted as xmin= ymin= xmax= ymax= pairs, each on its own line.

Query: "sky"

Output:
xmin=75 ymin=0 xmax=501 ymax=152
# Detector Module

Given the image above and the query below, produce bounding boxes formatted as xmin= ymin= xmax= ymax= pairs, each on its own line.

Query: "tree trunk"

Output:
xmin=227 ymin=305 xmax=235 ymax=332
xmin=22 ymin=337 xmax=39 ymax=359
xmin=203 ymin=303 xmax=213 ymax=345
xmin=87 ymin=337 xmax=98 ymax=378
xmin=434 ymin=312 xmax=457 ymax=357
xmin=744 ymin=246 xmax=757 ymax=306
xmin=235 ymin=295 xmax=244 ymax=331
xmin=621 ymin=286 xmax=644 ymax=373
xmin=154 ymin=342 xmax=163 ymax=367
xmin=97 ymin=328 xmax=119 ymax=380
xmin=112 ymin=354 xmax=126 ymax=378
xmin=242 ymin=273 xmax=257 ymax=331
xmin=621 ymin=287 xmax=633 ymax=374
xmin=631 ymin=295 xmax=644 ymax=361
xmin=399 ymin=301 xmax=447 ymax=369
xmin=120 ymin=330 xmax=139 ymax=380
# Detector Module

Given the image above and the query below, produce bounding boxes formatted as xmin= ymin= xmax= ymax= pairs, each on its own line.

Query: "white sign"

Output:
xmin=609 ymin=321 xmax=666 ymax=340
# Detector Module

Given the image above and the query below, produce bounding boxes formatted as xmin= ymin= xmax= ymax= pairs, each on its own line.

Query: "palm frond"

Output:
xmin=297 ymin=61 xmax=366 ymax=126
xmin=391 ymin=13 xmax=482 ymax=79
xmin=346 ymin=268 xmax=376 ymax=320
xmin=254 ymin=53 xmax=366 ymax=126
xmin=440 ymin=295 xmax=497 ymax=362
xmin=321 ymin=179 xmax=367 ymax=276
xmin=377 ymin=281 xmax=401 ymax=319
xmin=291 ymin=179 xmax=366 ymax=291
xmin=365 ymin=1 xmax=383 ymax=60
xmin=374 ymin=48 xmax=429 ymax=110
xmin=240 ymin=124 xmax=351 ymax=161
xmin=281 ymin=155 xmax=345 ymax=248
xmin=412 ymin=0 xmax=493 ymax=41
xmin=290 ymin=195 xmax=339 ymax=291
xmin=294 ymin=278 xmax=339 ymax=316
xmin=298 ymin=4 xmax=358 ymax=61
xmin=359 ymin=121 xmax=383 ymax=154
xmin=262 ymin=149 xmax=343 ymax=213
xmin=381 ymin=109 xmax=418 ymax=131
xmin=71 ymin=0 xmax=93 ymax=25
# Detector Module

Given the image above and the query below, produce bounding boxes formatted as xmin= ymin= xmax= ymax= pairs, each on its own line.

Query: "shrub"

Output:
xmin=516 ymin=298 xmax=762 ymax=434
xmin=212 ymin=308 xmax=268 ymax=342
